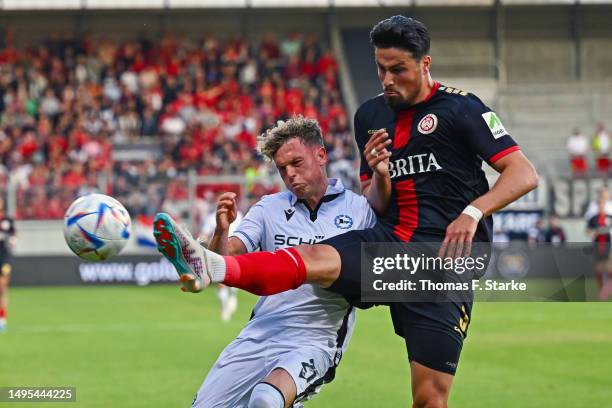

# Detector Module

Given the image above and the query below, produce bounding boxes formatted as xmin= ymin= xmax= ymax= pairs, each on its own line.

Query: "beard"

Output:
xmin=383 ymin=79 xmax=423 ymax=109
xmin=384 ymin=94 xmax=409 ymax=109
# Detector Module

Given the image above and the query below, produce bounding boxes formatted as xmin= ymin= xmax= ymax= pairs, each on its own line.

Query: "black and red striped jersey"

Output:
xmin=0 ymin=214 xmax=15 ymax=255
xmin=355 ymin=82 xmax=520 ymax=243
xmin=588 ymin=214 xmax=612 ymax=243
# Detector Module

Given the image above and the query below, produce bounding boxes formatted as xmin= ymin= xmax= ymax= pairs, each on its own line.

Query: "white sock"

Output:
xmin=203 ymin=248 xmax=227 ymax=283
xmin=248 ymin=383 xmax=285 ymax=408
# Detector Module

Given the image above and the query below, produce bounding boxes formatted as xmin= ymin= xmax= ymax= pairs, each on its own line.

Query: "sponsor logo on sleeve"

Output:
xmin=482 ymin=111 xmax=509 ymax=139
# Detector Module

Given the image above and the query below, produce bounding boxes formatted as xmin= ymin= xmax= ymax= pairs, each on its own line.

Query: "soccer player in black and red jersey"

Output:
xmin=155 ymin=15 xmax=538 ymax=407
xmin=587 ymin=192 xmax=612 ymax=300
xmin=0 ymin=196 xmax=16 ymax=333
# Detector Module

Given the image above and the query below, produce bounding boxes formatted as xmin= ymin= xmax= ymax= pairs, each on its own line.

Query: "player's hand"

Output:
xmin=216 ymin=192 xmax=238 ymax=232
xmin=438 ymin=214 xmax=479 ymax=259
xmin=365 ymin=129 xmax=392 ymax=178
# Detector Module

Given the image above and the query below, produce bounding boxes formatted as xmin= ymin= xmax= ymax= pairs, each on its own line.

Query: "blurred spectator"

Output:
xmin=566 ymin=128 xmax=589 ymax=176
xmin=492 ymin=223 xmax=510 ymax=243
xmin=593 ymin=123 xmax=611 ymax=174
xmin=527 ymin=218 xmax=546 ymax=244
xmin=544 ymin=215 xmax=566 ymax=245
xmin=0 ymin=32 xmax=356 ymax=221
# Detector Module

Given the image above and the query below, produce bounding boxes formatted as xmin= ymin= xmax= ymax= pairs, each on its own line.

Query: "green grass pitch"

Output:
xmin=1 ymin=285 xmax=611 ymax=407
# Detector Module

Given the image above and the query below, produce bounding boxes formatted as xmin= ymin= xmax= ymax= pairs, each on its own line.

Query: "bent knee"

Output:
xmin=294 ymin=244 xmax=341 ymax=287
xmin=413 ymin=383 xmax=449 ymax=408
xmin=413 ymin=377 xmax=451 ymax=408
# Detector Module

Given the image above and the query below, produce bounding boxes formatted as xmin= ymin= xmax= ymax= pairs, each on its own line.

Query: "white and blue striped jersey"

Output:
xmin=231 ymin=178 xmax=376 ymax=360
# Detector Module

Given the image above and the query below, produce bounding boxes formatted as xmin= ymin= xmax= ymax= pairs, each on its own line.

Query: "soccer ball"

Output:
xmin=63 ymin=194 xmax=132 ymax=261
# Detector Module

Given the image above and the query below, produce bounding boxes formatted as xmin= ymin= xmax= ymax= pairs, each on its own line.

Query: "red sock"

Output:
xmin=596 ymin=270 xmax=604 ymax=287
xmin=0 ymin=308 xmax=6 ymax=319
xmin=222 ymin=248 xmax=307 ymax=296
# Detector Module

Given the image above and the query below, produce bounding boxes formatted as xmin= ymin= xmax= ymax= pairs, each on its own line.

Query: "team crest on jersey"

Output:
xmin=334 ymin=214 xmax=353 ymax=229
xmin=417 ymin=114 xmax=438 ymax=135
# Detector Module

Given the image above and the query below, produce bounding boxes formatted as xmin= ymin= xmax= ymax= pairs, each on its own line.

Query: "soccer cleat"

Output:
xmin=0 ymin=319 xmax=6 ymax=334
xmin=153 ymin=213 xmax=211 ymax=293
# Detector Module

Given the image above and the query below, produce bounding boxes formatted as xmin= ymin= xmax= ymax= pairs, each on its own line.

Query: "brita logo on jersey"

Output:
xmin=389 ymin=153 xmax=442 ymax=179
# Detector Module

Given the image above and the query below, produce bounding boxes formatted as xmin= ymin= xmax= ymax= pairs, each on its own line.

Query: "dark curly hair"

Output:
xmin=370 ymin=15 xmax=430 ymax=60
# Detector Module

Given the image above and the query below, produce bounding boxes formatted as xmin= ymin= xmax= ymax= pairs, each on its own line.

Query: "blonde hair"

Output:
xmin=257 ymin=115 xmax=324 ymax=162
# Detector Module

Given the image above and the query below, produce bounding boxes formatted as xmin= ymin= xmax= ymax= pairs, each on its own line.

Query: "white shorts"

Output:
xmin=191 ymin=337 xmax=337 ymax=408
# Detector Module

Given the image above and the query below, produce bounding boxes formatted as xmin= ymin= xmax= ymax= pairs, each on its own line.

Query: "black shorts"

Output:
xmin=323 ymin=226 xmax=473 ymax=375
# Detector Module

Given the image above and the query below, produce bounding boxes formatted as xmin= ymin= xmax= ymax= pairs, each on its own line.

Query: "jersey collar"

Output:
xmin=289 ymin=178 xmax=345 ymax=206
xmin=289 ymin=178 xmax=345 ymax=221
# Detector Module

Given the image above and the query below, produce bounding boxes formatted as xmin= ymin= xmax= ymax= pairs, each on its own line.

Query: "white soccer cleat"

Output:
xmin=153 ymin=213 xmax=212 ymax=293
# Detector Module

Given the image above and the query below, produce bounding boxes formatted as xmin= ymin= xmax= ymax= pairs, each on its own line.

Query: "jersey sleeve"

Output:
xmin=231 ymin=200 xmax=266 ymax=253
xmin=354 ymin=108 xmax=373 ymax=182
xmin=587 ymin=216 xmax=598 ymax=230
xmin=355 ymin=196 xmax=377 ymax=229
xmin=460 ymin=96 xmax=521 ymax=165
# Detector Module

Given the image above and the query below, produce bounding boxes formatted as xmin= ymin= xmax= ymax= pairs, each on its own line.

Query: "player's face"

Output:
xmin=375 ymin=47 xmax=430 ymax=108
xmin=599 ymin=196 xmax=607 ymax=213
xmin=274 ymin=138 xmax=327 ymax=200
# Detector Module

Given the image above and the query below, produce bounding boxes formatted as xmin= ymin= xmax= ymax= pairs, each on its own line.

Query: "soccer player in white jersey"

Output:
xmin=154 ymin=116 xmax=376 ymax=408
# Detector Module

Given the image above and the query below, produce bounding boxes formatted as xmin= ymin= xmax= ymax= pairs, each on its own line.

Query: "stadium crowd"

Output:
xmin=0 ymin=31 xmax=356 ymax=222
xmin=567 ymin=123 xmax=611 ymax=176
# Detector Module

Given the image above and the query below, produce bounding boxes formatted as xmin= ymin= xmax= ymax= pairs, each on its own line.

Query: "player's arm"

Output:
xmin=208 ymin=192 xmax=248 ymax=256
xmin=355 ymin=112 xmax=392 ymax=214
xmin=471 ymin=151 xmax=539 ymax=216
xmin=441 ymin=101 xmax=538 ymax=257
xmin=586 ymin=217 xmax=597 ymax=240
xmin=442 ymin=151 xmax=538 ymax=256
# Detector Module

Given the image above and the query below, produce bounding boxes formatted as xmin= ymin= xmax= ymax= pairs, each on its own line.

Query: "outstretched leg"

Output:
xmin=154 ymin=212 xmax=341 ymax=295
